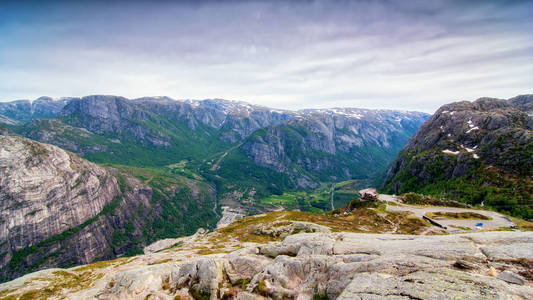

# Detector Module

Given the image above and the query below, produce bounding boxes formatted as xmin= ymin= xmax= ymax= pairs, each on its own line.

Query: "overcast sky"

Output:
xmin=0 ymin=0 xmax=532 ymax=113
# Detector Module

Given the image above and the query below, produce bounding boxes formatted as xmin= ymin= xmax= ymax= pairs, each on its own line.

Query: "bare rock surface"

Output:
xmin=1 ymin=221 xmax=532 ymax=300
xmin=144 ymin=228 xmax=207 ymax=254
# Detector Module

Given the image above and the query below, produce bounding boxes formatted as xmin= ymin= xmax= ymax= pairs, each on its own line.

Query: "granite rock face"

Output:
xmin=0 ymin=135 xmax=119 ymax=279
xmin=60 ymin=96 xmax=297 ymax=145
xmin=0 ymin=136 xmax=215 ymax=282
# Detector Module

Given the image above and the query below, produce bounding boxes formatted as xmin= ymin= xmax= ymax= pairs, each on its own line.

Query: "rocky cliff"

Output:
xmin=0 ymin=135 xmax=118 ymax=280
xmin=0 ymin=136 xmax=218 ymax=282
xmin=221 ymin=108 xmax=428 ymax=191
xmin=0 ymin=212 xmax=532 ymax=300
xmin=382 ymin=95 xmax=533 ymax=218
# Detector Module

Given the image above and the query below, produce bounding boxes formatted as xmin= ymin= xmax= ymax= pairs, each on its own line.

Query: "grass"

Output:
xmin=71 ymin=256 xmax=132 ymax=272
xmin=399 ymin=193 xmax=469 ymax=208
xmin=511 ymin=217 xmax=533 ymax=231
xmin=477 ymin=227 xmax=514 ymax=232
xmin=4 ymin=270 xmax=104 ymax=299
xmin=425 ymin=211 xmax=492 ymax=220
xmin=195 ymin=248 xmax=230 ymax=255
xmin=218 ymin=209 xmax=429 ymax=244
xmin=0 ymin=289 xmax=16 ymax=299
xmin=259 ymin=189 xmax=331 ymax=213
xmin=449 ymin=225 xmax=472 ymax=231
xmin=149 ymin=258 xmax=173 ymax=265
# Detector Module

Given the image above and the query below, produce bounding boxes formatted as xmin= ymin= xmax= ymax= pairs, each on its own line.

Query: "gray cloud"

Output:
xmin=0 ymin=0 xmax=532 ymax=112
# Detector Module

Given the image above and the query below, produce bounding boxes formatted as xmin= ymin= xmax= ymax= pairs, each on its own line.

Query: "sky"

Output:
xmin=0 ymin=0 xmax=532 ymax=113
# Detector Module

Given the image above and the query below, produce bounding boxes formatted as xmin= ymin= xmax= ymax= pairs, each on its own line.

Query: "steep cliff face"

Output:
xmin=229 ymin=108 xmax=428 ymax=189
xmin=0 ymin=135 xmax=119 ymax=250
xmin=382 ymin=95 xmax=533 ymax=218
xmin=0 ymin=136 xmax=218 ymax=282
xmin=0 ymin=135 xmax=120 ymax=279
xmin=62 ymin=96 xmax=172 ymax=147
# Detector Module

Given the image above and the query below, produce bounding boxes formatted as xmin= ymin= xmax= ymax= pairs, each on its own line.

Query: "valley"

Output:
xmin=0 ymin=94 xmax=532 ymax=299
xmin=0 ymin=95 xmax=428 ymax=282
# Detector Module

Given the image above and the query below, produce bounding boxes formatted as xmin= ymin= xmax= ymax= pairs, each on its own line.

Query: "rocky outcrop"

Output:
xmin=382 ymin=95 xmax=533 ymax=218
xmin=1 ymin=225 xmax=532 ymax=300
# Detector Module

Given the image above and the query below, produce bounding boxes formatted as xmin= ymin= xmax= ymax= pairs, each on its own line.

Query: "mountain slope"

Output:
xmin=382 ymin=95 xmax=533 ymax=218
xmin=5 ymin=95 xmax=428 ymax=211
xmin=211 ymin=108 xmax=428 ymax=201
xmin=0 ymin=136 xmax=218 ymax=282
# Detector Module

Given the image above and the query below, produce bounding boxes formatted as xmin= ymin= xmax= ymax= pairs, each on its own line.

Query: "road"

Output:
xmin=209 ymin=143 xmax=242 ymax=171
xmin=379 ymin=194 xmax=514 ymax=232
xmin=329 ymin=184 xmax=335 ymax=210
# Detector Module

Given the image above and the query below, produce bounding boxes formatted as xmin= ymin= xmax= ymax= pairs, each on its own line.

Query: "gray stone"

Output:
xmin=498 ymin=271 xmax=526 ymax=285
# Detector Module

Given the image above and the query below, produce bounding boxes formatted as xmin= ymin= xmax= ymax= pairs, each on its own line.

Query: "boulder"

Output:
xmin=358 ymin=188 xmax=379 ymax=200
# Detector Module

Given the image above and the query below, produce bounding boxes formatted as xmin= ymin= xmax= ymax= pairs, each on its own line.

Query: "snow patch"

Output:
xmin=460 ymin=145 xmax=476 ymax=153
xmin=270 ymin=109 xmax=285 ymax=114
xmin=473 ymin=154 xmax=480 ymax=159
xmin=466 ymin=126 xmax=479 ymax=134
xmin=442 ymin=149 xmax=460 ymax=155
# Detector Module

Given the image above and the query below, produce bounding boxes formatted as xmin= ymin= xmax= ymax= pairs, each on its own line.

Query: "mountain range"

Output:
xmin=0 ymin=95 xmax=428 ymax=281
xmin=2 ymin=95 xmax=427 ymax=201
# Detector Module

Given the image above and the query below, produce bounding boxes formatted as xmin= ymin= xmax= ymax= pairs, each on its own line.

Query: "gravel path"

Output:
xmin=379 ymin=194 xmax=514 ymax=232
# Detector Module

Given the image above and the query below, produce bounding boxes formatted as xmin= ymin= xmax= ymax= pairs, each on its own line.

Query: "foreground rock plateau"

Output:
xmin=1 ymin=217 xmax=532 ymax=300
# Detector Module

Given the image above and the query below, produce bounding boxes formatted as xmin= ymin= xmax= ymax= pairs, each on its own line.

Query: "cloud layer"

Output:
xmin=1 ymin=0 xmax=532 ymax=112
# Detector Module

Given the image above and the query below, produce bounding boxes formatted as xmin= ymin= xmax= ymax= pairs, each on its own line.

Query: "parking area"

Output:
xmin=378 ymin=194 xmax=515 ymax=233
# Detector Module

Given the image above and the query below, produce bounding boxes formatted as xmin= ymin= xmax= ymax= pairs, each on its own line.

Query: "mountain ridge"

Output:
xmin=3 ymin=94 xmax=428 ymax=200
